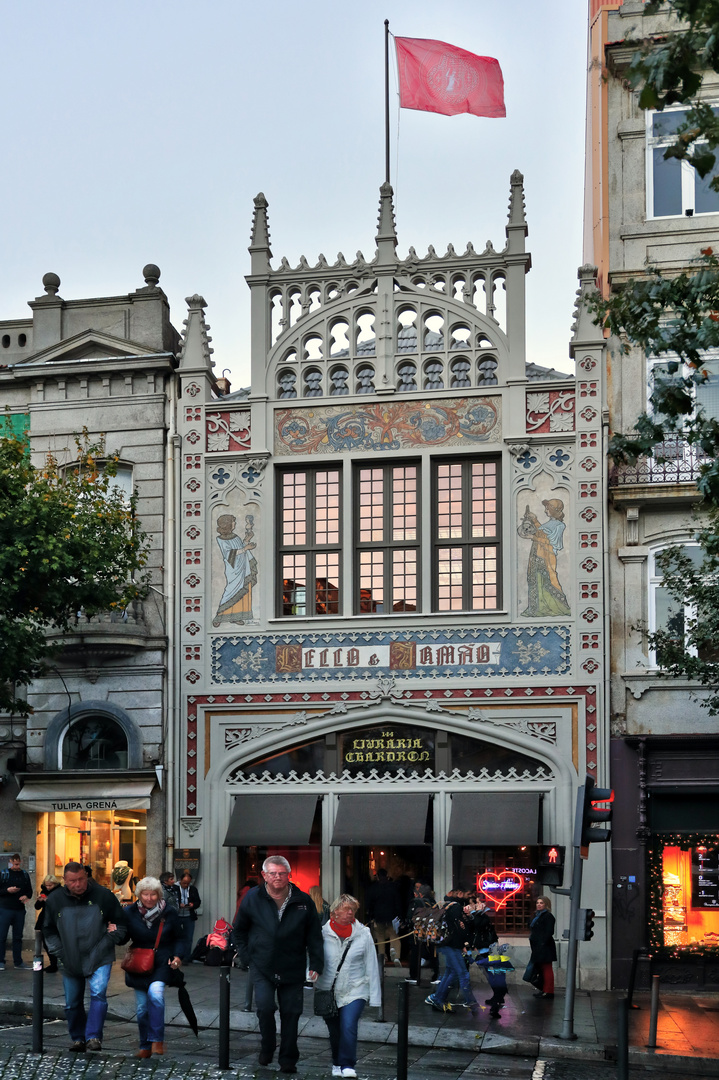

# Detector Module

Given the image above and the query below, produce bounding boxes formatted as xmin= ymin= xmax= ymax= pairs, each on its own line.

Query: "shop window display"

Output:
xmin=454 ymin=846 xmax=539 ymax=936
xmin=650 ymin=834 xmax=719 ymax=955
xmin=50 ymin=809 xmax=147 ymax=890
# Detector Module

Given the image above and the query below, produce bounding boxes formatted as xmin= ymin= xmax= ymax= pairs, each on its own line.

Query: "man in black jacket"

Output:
xmin=0 ymin=854 xmax=32 ymax=970
xmin=43 ymin=861 xmax=128 ymax=1052
xmin=233 ymin=855 xmax=323 ymax=1073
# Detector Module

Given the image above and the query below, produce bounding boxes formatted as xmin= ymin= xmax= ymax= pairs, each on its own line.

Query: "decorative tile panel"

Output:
xmin=525 ymin=389 xmax=575 ymax=433
xmin=206 ymin=410 xmax=251 ymax=452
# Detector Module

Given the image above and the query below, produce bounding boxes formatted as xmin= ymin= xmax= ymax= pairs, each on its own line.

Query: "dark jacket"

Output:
xmin=467 ymin=909 xmax=498 ymax=951
xmin=34 ymin=884 xmax=61 ymax=931
xmin=439 ymin=901 xmax=470 ymax=950
xmin=232 ymin=883 xmax=324 ymax=984
xmin=43 ymin=877 xmax=128 ymax=976
xmin=123 ymin=902 xmax=186 ymax=989
xmin=366 ymin=879 xmax=401 ymax=923
xmin=529 ymin=909 xmax=557 ymax=965
xmin=177 ymin=883 xmax=201 ymax=921
xmin=0 ymin=868 xmax=32 ymax=912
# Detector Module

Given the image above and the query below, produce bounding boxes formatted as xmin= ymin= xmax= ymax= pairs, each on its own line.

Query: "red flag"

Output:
xmin=395 ymin=37 xmax=505 ymax=118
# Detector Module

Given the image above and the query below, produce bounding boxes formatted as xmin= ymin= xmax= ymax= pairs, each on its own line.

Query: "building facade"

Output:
xmin=587 ymin=0 xmax=719 ymax=986
xmin=171 ymin=178 xmax=611 ymax=986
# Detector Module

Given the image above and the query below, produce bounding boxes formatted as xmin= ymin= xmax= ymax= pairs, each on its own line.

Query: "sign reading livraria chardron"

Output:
xmin=340 ymin=726 xmax=434 ymax=774
xmin=210 ymin=627 xmax=570 ymax=684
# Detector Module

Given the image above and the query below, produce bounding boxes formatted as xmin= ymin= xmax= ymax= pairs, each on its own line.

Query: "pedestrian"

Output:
xmin=232 ymin=855 xmax=324 ymax=1073
xmin=407 ymin=882 xmax=438 ymax=983
xmin=314 ymin=894 xmax=381 ymax=1079
xmin=309 ymin=885 xmax=331 ymax=926
xmin=0 ymin=853 xmax=32 ymax=970
xmin=529 ymin=895 xmax=557 ymax=998
xmin=424 ymin=894 xmax=478 ymax=1013
xmin=159 ymin=872 xmax=180 ymax=911
xmin=43 ymin=860 xmax=128 ymax=1052
xmin=465 ymin=898 xmax=508 ymax=1017
xmin=34 ymin=874 xmax=62 ymax=972
xmin=123 ymin=875 xmax=186 ymax=1058
xmin=365 ymin=868 xmax=401 ymax=965
xmin=176 ymin=871 xmax=201 ymax=953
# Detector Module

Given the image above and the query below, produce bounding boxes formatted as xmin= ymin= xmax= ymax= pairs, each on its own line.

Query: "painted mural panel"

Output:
xmin=212 ymin=508 xmax=259 ymax=626
xmin=516 ymin=480 xmax=571 ymax=617
xmin=274 ymin=396 xmax=502 ymax=455
xmin=211 ymin=625 xmax=570 ymax=684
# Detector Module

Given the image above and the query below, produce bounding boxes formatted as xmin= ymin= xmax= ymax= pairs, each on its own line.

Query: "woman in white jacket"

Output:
xmin=314 ymin=894 xmax=381 ymax=1079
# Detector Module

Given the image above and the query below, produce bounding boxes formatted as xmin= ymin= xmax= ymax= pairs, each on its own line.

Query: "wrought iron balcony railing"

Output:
xmin=609 ymin=435 xmax=707 ymax=487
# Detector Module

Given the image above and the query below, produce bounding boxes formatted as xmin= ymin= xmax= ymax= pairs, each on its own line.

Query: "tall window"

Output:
xmin=355 ymin=463 xmax=419 ymax=613
xmin=433 ymin=458 xmax=500 ymax=611
xmin=649 ymin=542 xmax=717 ymax=664
xmin=278 ymin=467 xmax=341 ymax=616
xmin=647 ymin=107 xmax=719 ymax=218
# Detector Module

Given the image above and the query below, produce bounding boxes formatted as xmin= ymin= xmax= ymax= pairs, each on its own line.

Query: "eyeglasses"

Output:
xmin=264 ymin=871 xmax=290 ymax=878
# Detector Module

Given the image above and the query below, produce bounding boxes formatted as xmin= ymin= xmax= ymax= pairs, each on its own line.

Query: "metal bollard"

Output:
xmin=32 ymin=930 xmax=44 ymax=1053
xmin=219 ymin=964 xmax=231 ymax=1069
xmin=647 ymin=973 xmax=660 ymax=1048
xmin=616 ymin=995 xmax=629 ymax=1080
xmin=396 ymin=980 xmax=409 ymax=1080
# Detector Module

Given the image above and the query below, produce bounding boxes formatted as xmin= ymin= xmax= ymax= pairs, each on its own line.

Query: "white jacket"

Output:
xmin=314 ymin=919 xmax=381 ymax=1008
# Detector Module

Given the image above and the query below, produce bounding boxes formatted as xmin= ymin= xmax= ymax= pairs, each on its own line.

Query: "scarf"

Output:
xmin=137 ymin=897 xmax=166 ymax=928
xmin=330 ymin=918 xmax=353 ymax=939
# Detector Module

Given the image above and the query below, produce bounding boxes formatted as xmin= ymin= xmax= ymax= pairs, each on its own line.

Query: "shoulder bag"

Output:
xmin=121 ymin=917 xmax=165 ymax=975
xmin=314 ymin=939 xmax=353 ymax=1018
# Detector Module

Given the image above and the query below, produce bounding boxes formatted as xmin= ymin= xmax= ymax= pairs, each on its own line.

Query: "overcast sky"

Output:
xmin=1 ymin=1 xmax=588 ymax=387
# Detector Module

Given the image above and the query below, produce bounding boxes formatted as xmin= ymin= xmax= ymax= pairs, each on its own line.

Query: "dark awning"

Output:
xmin=330 ymin=793 xmax=430 ymax=845
xmin=223 ymin=794 xmax=319 ymax=847
xmin=447 ymin=792 xmax=540 ymax=846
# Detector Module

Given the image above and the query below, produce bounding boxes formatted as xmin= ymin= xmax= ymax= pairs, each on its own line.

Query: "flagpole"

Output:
xmin=384 ymin=19 xmax=390 ymax=184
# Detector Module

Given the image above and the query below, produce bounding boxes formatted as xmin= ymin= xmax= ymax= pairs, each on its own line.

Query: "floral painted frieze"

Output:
xmin=274 ymin=397 xmax=501 ymax=455
xmin=206 ymin=410 xmax=251 ymax=452
xmin=526 ymin=390 xmax=575 ymax=434
xmin=211 ymin=625 xmax=570 ymax=684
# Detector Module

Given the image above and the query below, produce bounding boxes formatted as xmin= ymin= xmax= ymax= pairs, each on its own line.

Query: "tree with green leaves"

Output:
xmin=590 ymin=1 xmax=719 ymax=709
xmin=0 ymin=425 xmax=150 ymax=716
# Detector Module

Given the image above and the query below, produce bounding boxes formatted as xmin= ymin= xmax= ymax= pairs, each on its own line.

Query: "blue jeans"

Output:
xmin=252 ymin=970 xmax=304 ymax=1068
xmin=433 ymin=947 xmax=476 ymax=1006
xmin=62 ymin=963 xmax=112 ymax=1042
xmin=325 ymin=997 xmax=366 ymax=1069
xmin=179 ymin=918 xmax=195 ymax=954
xmin=134 ymin=980 xmax=166 ymax=1047
xmin=0 ymin=908 xmax=25 ymax=965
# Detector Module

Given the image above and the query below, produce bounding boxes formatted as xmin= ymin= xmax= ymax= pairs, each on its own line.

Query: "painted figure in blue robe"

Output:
xmin=214 ymin=514 xmax=257 ymax=625
xmin=518 ymin=499 xmax=570 ymax=617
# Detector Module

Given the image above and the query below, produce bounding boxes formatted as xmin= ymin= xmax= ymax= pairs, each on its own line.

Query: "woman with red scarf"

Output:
xmin=314 ymin=895 xmax=381 ymax=1079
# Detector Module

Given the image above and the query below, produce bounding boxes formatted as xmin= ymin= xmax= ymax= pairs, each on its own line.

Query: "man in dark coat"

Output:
xmin=366 ymin=868 xmax=401 ymax=963
xmin=43 ymin=861 xmax=128 ymax=1052
xmin=0 ymin=854 xmax=32 ymax=969
xmin=233 ymin=855 xmax=323 ymax=1073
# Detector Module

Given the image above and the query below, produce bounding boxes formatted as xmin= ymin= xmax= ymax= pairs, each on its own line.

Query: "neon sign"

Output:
xmin=477 ymin=870 xmax=524 ymax=909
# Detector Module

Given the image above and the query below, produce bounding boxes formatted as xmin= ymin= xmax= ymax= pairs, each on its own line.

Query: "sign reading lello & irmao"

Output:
xmin=211 ymin=626 xmax=570 ymax=685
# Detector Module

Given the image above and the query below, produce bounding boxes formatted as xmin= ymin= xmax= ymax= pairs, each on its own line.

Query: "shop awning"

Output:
xmin=330 ymin=793 xmax=430 ymax=845
xmin=17 ymin=779 xmax=155 ymax=813
xmin=223 ymin=794 xmax=319 ymax=847
xmin=447 ymin=792 xmax=540 ymax=846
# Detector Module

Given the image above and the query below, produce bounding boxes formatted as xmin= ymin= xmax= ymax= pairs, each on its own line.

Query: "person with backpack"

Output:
xmin=465 ymin=898 xmax=511 ymax=1018
xmin=406 ymin=883 xmax=438 ymax=983
xmin=424 ymin=894 xmax=478 ymax=1013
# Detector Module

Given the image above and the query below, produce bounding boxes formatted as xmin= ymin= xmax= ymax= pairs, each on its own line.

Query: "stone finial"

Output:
xmin=185 ymin=294 xmax=208 ymax=310
xmin=249 ymin=192 xmax=272 ymax=252
xmin=42 ymin=272 xmax=61 ymax=296
xmin=142 ymin=263 xmax=161 ymax=286
xmin=507 ymin=170 xmax=527 ymax=227
xmin=375 ymin=181 xmax=398 ymax=265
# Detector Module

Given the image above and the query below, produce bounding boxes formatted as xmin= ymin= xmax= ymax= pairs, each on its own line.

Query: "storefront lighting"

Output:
xmin=477 ymin=870 xmax=524 ymax=909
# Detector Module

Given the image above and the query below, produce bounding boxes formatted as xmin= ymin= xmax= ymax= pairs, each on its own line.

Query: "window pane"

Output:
xmin=655 ymin=585 xmax=684 ymax=640
xmin=696 ymin=360 xmax=719 ymax=420
xmin=282 ymin=472 xmax=306 ymax=545
xmin=359 ymin=549 xmax=384 ymax=612
xmin=436 ymin=546 xmax=464 ymax=610
xmin=63 ymin=715 xmax=128 ymax=770
xmin=653 ymin=148 xmax=682 ymax=216
xmin=652 ymin=110 xmax=687 ymax=139
xmin=472 ymin=546 xmax=498 ymax=610
xmin=315 ymin=470 xmax=340 ymax=545
xmin=392 ymin=549 xmax=417 ymax=612
xmin=471 ymin=461 xmax=497 ymax=537
xmin=392 ymin=465 xmax=417 ymax=541
xmin=695 ymin=166 xmax=719 ymax=214
xmin=359 ymin=468 xmax=384 ymax=543
xmin=282 ymin=554 xmax=306 ymax=616
xmin=315 ymin=553 xmax=339 ymax=615
xmin=436 ymin=463 xmax=463 ymax=539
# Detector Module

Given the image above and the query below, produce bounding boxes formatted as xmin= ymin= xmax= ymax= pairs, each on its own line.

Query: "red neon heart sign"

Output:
xmin=477 ymin=871 xmax=523 ymax=909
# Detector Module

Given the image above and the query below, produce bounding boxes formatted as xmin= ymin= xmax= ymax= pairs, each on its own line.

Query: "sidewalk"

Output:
xmin=0 ymin=956 xmax=718 ymax=1075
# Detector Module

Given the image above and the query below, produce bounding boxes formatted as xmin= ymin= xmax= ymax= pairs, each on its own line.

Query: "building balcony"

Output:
xmin=45 ymin=599 xmax=166 ymax=659
xmin=609 ymin=435 xmax=706 ymax=488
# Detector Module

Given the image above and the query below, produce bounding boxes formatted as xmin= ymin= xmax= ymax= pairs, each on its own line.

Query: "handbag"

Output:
xmin=522 ymin=960 xmax=543 ymax=989
xmin=121 ymin=917 xmax=165 ymax=975
xmin=313 ymin=939 xmax=353 ymax=1018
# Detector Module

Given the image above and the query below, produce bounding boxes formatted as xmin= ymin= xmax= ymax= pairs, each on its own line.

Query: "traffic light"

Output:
xmin=577 ymin=908 xmax=596 ymax=941
xmin=579 ymin=775 xmax=613 ymax=855
xmin=538 ymin=845 xmax=566 ymax=886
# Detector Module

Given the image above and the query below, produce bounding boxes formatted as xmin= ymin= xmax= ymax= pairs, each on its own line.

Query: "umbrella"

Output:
xmin=170 ymin=968 xmax=199 ymax=1036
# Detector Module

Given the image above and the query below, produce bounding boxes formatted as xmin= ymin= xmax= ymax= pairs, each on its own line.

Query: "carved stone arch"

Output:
xmin=209 ymin=699 xmax=573 ymax=791
xmin=44 ymin=699 xmax=143 ymax=770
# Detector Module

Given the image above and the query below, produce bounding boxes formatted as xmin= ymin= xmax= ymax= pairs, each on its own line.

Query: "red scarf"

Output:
xmin=330 ymin=918 xmax=353 ymax=938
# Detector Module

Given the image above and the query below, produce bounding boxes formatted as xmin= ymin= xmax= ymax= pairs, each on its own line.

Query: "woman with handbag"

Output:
xmin=314 ymin=894 xmax=381 ymax=1079
xmin=122 ymin=876 xmax=186 ymax=1057
xmin=528 ymin=895 xmax=557 ymax=998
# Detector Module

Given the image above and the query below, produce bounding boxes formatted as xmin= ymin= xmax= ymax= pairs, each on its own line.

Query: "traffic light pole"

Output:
xmin=556 ymin=785 xmax=586 ymax=1041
